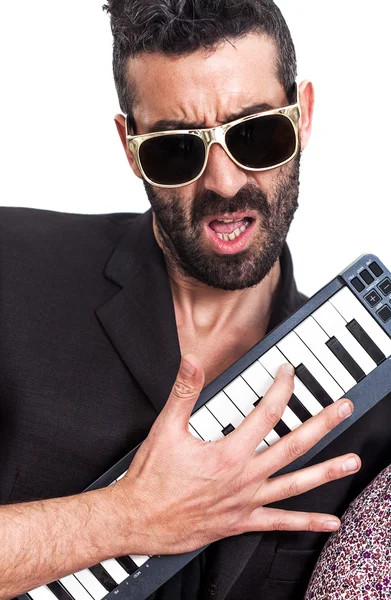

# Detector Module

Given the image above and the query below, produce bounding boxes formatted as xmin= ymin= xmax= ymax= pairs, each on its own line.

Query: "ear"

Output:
xmin=297 ymin=80 xmax=315 ymax=152
xmin=114 ymin=114 xmax=143 ymax=179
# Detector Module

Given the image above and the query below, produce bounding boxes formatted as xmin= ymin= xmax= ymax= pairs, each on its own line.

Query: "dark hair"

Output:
xmin=102 ymin=0 xmax=297 ymax=117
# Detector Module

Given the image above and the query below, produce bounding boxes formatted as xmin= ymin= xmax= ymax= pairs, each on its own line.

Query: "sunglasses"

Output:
xmin=125 ymin=83 xmax=301 ymax=189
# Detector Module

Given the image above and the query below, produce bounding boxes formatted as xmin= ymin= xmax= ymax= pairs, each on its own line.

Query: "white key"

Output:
xmin=100 ymin=558 xmax=128 ymax=584
xmin=264 ymin=428 xmax=280 ymax=446
xmin=255 ymin=440 xmax=269 ymax=454
xmin=28 ymin=587 xmax=57 ymax=600
xmin=260 ymin=346 xmax=324 ymax=416
xmin=189 ymin=424 xmax=203 ymax=439
xmin=116 ymin=470 xmax=128 ymax=481
xmin=74 ymin=569 xmax=108 ymax=600
xmin=277 ymin=330 xmax=344 ymax=401
xmin=224 ymin=376 xmax=259 ymax=416
xmin=129 ymin=554 xmax=150 ymax=567
xmin=295 ymin=316 xmax=356 ymax=392
xmin=331 ymin=286 xmax=391 ymax=357
xmin=206 ymin=391 xmax=245 ymax=430
xmin=280 ymin=405 xmax=302 ymax=431
xmin=241 ymin=360 xmax=274 ymax=397
xmin=189 ymin=407 xmax=224 ymax=441
xmin=313 ymin=301 xmax=376 ymax=375
xmin=60 ymin=575 xmax=96 ymax=600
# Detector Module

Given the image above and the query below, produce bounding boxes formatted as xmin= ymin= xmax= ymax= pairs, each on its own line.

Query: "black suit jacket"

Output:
xmin=1 ymin=206 xmax=390 ymax=600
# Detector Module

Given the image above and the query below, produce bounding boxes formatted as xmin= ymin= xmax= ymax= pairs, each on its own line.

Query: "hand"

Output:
xmin=113 ymin=354 xmax=360 ymax=555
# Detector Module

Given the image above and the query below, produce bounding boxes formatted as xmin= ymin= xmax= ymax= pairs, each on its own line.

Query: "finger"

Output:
xmin=252 ymin=397 xmax=354 ymax=479
xmin=161 ymin=354 xmax=205 ymax=429
xmin=245 ymin=506 xmax=342 ymax=533
xmin=228 ymin=363 xmax=294 ymax=455
xmin=255 ymin=453 xmax=361 ymax=506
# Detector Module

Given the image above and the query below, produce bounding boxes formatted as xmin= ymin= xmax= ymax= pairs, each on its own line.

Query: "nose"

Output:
xmin=201 ymin=141 xmax=248 ymax=198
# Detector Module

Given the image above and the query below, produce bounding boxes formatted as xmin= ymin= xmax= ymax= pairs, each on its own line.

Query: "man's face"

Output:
xmin=124 ymin=34 xmax=303 ymax=291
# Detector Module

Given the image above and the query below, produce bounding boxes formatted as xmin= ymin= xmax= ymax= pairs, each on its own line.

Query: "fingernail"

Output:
xmin=342 ymin=457 xmax=359 ymax=473
xmin=181 ymin=359 xmax=196 ymax=377
xmin=324 ymin=520 xmax=340 ymax=531
xmin=282 ymin=363 xmax=295 ymax=376
xmin=338 ymin=401 xmax=353 ymax=419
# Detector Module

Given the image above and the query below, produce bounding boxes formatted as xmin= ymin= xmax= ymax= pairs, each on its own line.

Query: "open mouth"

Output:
xmin=208 ymin=216 xmax=254 ymax=241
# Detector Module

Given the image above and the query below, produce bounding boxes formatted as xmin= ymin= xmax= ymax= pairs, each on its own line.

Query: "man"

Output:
xmin=0 ymin=1 xmax=390 ymax=599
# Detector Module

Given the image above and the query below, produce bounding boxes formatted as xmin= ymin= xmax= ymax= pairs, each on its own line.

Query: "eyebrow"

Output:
xmin=145 ymin=102 xmax=276 ymax=133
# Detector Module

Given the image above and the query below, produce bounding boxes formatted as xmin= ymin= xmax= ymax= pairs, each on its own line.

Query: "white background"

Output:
xmin=0 ymin=1 xmax=390 ymax=295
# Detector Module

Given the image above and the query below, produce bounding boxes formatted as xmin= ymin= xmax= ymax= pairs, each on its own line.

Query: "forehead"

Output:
xmin=127 ymin=33 xmax=286 ymax=131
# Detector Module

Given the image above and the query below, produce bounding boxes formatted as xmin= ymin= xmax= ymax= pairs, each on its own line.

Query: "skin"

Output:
xmin=0 ymin=33 xmax=362 ymax=599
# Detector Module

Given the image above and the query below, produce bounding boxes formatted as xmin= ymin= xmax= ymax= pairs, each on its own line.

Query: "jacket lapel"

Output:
xmin=95 ymin=209 xmax=181 ymax=414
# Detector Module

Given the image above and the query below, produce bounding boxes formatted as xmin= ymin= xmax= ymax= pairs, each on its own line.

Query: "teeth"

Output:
xmin=217 ymin=225 xmax=247 ymax=241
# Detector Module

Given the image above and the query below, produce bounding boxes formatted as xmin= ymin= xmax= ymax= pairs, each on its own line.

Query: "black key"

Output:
xmin=347 ymin=319 xmax=385 ymax=366
xmin=89 ymin=564 xmax=117 ymax=591
xmin=273 ymin=419 xmax=291 ymax=438
xmin=364 ymin=290 xmax=381 ymax=307
xmin=117 ymin=555 xmax=139 ymax=574
xmin=288 ymin=393 xmax=312 ymax=423
xmin=369 ymin=261 xmax=383 ymax=277
xmin=253 ymin=397 xmax=263 ymax=407
xmin=222 ymin=423 xmax=235 ymax=436
xmin=351 ymin=277 xmax=365 ymax=293
xmin=47 ymin=582 xmax=74 ymax=600
xmin=326 ymin=337 xmax=365 ymax=383
xmin=377 ymin=305 xmax=391 ymax=323
xmin=360 ymin=269 xmax=374 ymax=285
xmin=378 ymin=277 xmax=391 ymax=296
xmin=295 ymin=363 xmax=333 ymax=408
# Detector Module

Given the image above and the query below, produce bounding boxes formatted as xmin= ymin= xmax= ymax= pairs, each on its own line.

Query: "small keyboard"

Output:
xmin=17 ymin=253 xmax=391 ymax=600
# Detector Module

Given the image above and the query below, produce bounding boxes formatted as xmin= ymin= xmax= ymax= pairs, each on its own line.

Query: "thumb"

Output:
xmin=164 ymin=354 xmax=205 ymax=429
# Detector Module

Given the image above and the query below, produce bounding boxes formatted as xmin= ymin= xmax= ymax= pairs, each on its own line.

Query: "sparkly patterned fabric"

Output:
xmin=305 ymin=464 xmax=391 ymax=599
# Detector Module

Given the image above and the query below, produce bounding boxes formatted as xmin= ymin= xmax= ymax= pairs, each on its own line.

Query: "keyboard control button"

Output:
xmin=369 ymin=261 xmax=383 ymax=277
xmin=364 ymin=290 xmax=382 ymax=307
xmin=378 ymin=278 xmax=391 ymax=296
xmin=351 ymin=277 xmax=365 ymax=293
xmin=377 ymin=305 xmax=391 ymax=323
xmin=360 ymin=269 xmax=374 ymax=285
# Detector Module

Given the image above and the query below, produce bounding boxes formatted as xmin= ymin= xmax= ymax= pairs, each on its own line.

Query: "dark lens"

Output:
xmin=139 ymin=134 xmax=205 ymax=185
xmin=225 ymin=115 xmax=296 ymax=169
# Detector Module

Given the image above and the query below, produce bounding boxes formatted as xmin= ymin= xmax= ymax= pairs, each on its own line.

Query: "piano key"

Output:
xmin=264 ymin=428 xmax=280 ymax=446
xmin=115 ymin=555 xmax=138 ymax=574
xmin=206 ymin=391 xmax=245 ymax=433
xmin=224 ymin=376 xmax=259 ymax=416
xmin=347 ymin=319 xmax=386 ymax=365
xmin=295 ymin=316 xmax=357 ymax=392
xmin=255 ymin=440 xmax=269 ymax=454
xmin=189 ymin=424 xmax=203 ymax=439
xmin=88 ymin=565 xmax=116 ymax=592
xmin=259 ymin=346 xmax=324 ymax=416
xmin=59 ymin=575 xmax=95 ymax=600
xmin=28 ymin=587 xmax=58 ymax=600
xmin=241 ymin=361 xmax=274 ymax=398
xmin=116 ymin=470 xmax=127 ymax=481
xmin=326 ymin=337 xmax=365 ymax=383
xmin=273 ymin=420 xmax=291 ymax=438
xmin=313 ymin=301 xmax=377 ymax=375
xmin=74 ymin=569 xmax=108 ymax=600
xmin=129 ymin=555 xmax=150 ymax=568
xmin=189 ymin=406 xmax=224 ymax=441
xmin=46 ymin=583 xmax=73 ymax=600
xmin=330 ymin=286 xmax=391 ymax=358
xmin=101 ymin=558 xmax=128 ymax=584
xmin=277 ymin=330 xmax=344 ymax=401
xmin=279 ymin=404 xmax=303 ymax=431
xmin=295 ymin=363 xmax=334 ymax=408
xmin=253 ymin=398 xmax=262 ymax=407
xmin=288 ymin=393 xmax=312 ymax=423
xmin=222 ymin=423 xmax=235 ymax=436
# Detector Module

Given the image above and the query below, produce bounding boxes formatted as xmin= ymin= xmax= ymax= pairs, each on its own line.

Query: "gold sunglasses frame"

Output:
xmin=125 ymin=83 xmax=301 ymax=189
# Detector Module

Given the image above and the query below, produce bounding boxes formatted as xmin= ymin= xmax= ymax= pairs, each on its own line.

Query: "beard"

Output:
xmin=143 ymin=151 xmax=301 ymax=291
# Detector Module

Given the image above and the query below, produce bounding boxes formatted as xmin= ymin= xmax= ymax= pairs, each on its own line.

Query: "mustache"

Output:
xmin=190 ymin=184 xmax=270 ymax=227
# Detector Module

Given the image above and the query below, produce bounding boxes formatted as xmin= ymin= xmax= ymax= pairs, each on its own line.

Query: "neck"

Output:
xmin=152 ymin=214 xmax=282 ymax=339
